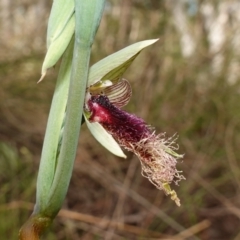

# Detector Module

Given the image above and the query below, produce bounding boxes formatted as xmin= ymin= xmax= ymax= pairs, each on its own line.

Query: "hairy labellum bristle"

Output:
xmin=88 ymin=95 xmax=150 ymax=144
xmin=87 ymin=95 xmax=184 ymax=206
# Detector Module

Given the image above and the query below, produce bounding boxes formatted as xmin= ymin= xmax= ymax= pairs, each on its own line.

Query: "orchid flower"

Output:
xmin=84 ymin=78 xmax=185 ymax=206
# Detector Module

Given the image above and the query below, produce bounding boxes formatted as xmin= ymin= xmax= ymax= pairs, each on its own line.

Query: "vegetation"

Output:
xmin=1 ymin=1 xmax=240 ymax=239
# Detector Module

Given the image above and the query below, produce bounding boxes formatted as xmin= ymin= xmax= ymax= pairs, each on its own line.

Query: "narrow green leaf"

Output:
xmin=46 ymin=0 xmax=74 ymax=47
xmin=39 ymin=0 xmax=75 ymax=82
xmin=88 ymin=39 xmax=158 ymax=86
xmin=41 ymin=16 xmax=74 ymax=75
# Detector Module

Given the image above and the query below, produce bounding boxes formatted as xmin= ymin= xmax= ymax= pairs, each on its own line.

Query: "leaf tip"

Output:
xmin=145 ymin=38 xmax=159 ymax=45
xmin=37 ymin=72 xmax=46 ymax=84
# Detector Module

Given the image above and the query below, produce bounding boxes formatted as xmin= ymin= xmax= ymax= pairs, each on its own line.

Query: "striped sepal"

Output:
xmin=103 ymin=78 xmax=132 ymax=108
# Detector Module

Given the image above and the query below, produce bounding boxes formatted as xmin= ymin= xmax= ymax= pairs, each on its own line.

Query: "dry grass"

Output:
xmin=1 ymin=1 xmax=240 ymax=239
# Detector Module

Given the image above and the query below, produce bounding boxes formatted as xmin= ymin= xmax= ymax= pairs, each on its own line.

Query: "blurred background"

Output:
xmin=1 ymin=0 xmax=240 ymax=239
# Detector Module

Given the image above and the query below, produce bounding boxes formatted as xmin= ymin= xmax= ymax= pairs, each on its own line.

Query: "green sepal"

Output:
xmin=88 ymin=39 xmax=158 ymax=86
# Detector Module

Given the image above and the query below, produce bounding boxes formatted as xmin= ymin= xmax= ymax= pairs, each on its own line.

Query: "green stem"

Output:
xmin=36 ymin=38 xmax=74 ymax=212
xmin=43 ymin=0 xmax=106 ymax=217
